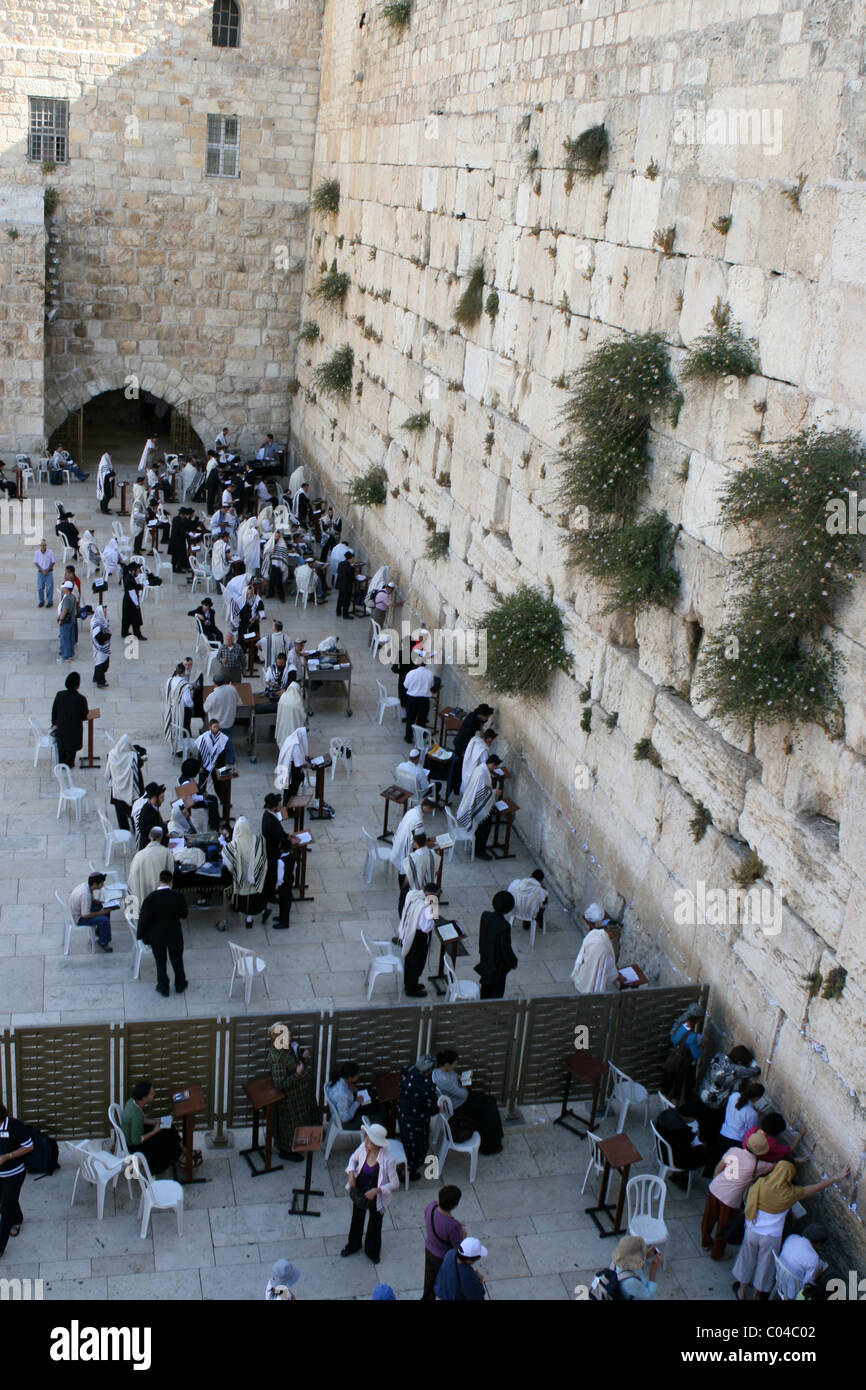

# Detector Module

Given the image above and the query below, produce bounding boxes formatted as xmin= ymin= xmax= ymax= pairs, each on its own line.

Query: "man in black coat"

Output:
xmin=50 ymin=671 xmax=89 ymax=768
xmin=446 ymin=703 xmax=494 ymax=800
xmin=137 ymin=870 xmax=189 ymax=996
xmin=260 ymin=793 xmax=286 ymax=921
xmin=476 ymin=890 xmax=518 ymax=1000
xmin=335 ymin=551 xmax=355 ymax=619
xmin=137 ymin=782 xmax=167 ymax=850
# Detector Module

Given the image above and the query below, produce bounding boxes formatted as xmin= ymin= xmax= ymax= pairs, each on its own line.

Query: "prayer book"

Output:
xmin=295 ymin=831 xmax=312 ymax=845
xmin=438 ymin=922 xmax=458 ymax=942
xmin=435 ymin=834 xmax=454 ymax=849
xmin=358 ymin=1089 xmax=371 ymax=1105
xmin=619 ymin=965 xmax=639 ymax=984
xmin=495 ymin=799 xmax=509 ymax=812
xmin=310 ymin=756 xmax=325 ymax=767
xmin=459 ymin=1071 xmax=473 ymax=1086
xmin=307 ymin=658 xmax=320 ymax=670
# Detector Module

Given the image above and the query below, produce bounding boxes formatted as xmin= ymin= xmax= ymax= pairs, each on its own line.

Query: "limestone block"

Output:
xmin=598 ymin=644 xmax=657 ymax=743
xmin=679 ymin=450 xmax=730 ymax=552
xmin=739 ymin=783 xmax=850 ymax=947
xmin=807 ymin=971 xmax=866 ymax=1102
xmin=593 ymin=722 xmax=668 ymax=848
xmin=834 ymin=633 xmax=866 ymax=757
xmin=679 ymin=256 xmax=729 ymax=345
xmin=635 ymin=606 xmax=694 ymax=691
xmin=688 ymin=643 xmax=756 ymax=757
xmin=780 ymin=729 xmax=857 ymax=824
xmin=836 ymin=876 xmax=866 ymax=981
xmin=758 ymin=273 xmax=811 ymax=386
xmin=839 ymin=756 xmax=866 ymax=874
xmin=653 ymin=689 xmax=759 ymax=834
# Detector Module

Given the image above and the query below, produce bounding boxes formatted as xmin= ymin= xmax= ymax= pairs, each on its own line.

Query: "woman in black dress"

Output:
xmin=396 ymin=1055 xmax=441 ymax=1181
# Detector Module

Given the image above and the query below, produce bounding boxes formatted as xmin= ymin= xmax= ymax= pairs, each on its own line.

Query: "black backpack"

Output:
xmin=23 ymin=1126 xmax=61 ymax=1177
xmin=589 ymin=1267 xmax=625 ymax=1301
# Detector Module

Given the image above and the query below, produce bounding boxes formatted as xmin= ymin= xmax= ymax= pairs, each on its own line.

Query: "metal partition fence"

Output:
xmin=0 ymin=986 xmax=705 ymax=1140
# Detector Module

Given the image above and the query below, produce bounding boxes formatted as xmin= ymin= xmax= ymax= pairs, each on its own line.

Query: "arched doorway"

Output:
xmin=48 ymin=390 xmax=205 ymax=470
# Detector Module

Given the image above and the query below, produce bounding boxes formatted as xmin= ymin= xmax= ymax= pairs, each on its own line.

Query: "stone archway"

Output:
xmin=44 ymin=360 xmax=218 ymax=455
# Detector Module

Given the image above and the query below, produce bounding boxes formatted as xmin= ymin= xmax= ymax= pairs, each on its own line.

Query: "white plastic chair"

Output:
xmin=444 ymin=806 xmax=475 ymax=862
xmin=54 ymin=763 xmax=87 ymax=822
xmin=57 ymin=888 xmax=95 ymax=956
xmin=602 ymin=1063 xmax=650 ymax=1132
xmin=771 ymin=1250 xmax=803 ymax=1301
xmin=191 ymin=557 xmax=215 ymax=594
xmin=29 ymin=715 xmax=57 ymax=767
xmin=395 ymin=766 xmax=433 ymax=808
xmin=87 ymin=864 xmax=128 ymax=900
xmin=36 ymin=454 xmax=51 ymax=484
xmin=376 ymin=680 xmax=401 ymax=726
xmin=125 ymin=904 xmax=152 ymax=981
xmin=431 ymin=1095 xmax=480 ymax=1183
xmin=108 ymin=1102 xmax=131 ymax=1161
xmin=359 ymin=928 xmax=403 ymax=1000
xmin=656 ymin=1090 xmax=675 ymax=1113
xmin=443 ymin=955 xmax=480 ymax=1002
xmin=580 ymin=1129 xmax=606 ymax=1195
xmin=369 ymin=618 xmax=384 ymax=655
xmin=97 ymin=808 xmax=133 ymax=867
xmin=626 ymin=1174 xmax=669 ymax=1249
xmin=69 ymin=1142 xmax=128 ymax=1220
xmin=203 ymin=646 xmax=222 ymax=683
xmin=387 ymin=1135 xmax=411 ymax=1190
xmin=228 ymin=940 xmax=270 ymax=1004
xmin=650 ymin=1120 xmax=694 ymax=1197
xmin=412 ymin=725 xmax=434 ymax=755
xmin=294 ymin=566 xmax=317 ymax=608
xmin=361 ymin=827 xmax=392 ymax=885
xmin=328 ymin=737 xmax=351 ymax=781
xmin=128 ymin=1151 xmax=184 ymax=1239
xmin=322 ymin=1087 xmax=362 ymax=1162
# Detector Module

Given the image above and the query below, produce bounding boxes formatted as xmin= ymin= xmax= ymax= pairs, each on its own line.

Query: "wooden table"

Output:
xmin=379 ymin=784 xmax=411 ymax=842
xmin=288 ymin=1125 xmax=324 ymax=1216
xmin=490 ymin=796 xmax=519 ymax=859
xmin=171 ymin=1083 xmax=207 ymax=1185
xmin=586 ymin=1132 xmax=642 ymax=1237
xmin=302 ymin=656 xmax=353 ymax=717
xmin=308 ymin=757 xmax=333 ymax=819
xmin=424 ymin=747 xmax=454 ymax=805
xmin=429 ymin=918 xmax=468 ymax=997
xmin=554 ymin=1053 xmax=608 ymax=1138
xmin=79 ymin=708 xmax=101 ymax=769
xmin=240 ymin=1075 xmax=285 ymax=1177
xmin=290 ymin=831 xmax=314 ymax=901
xmin=372 ymin=1072 xmax=401 ymax=1138
xmin=438 ymin=709 xmax=463 ymax=749
xmin=286 ymin=792 xmax=313 ymax=833
xmin=213 ymin=767 xmax=239 ymax=820
xmin=118 ymin=481 xmax=129 ymax=516
xmin=202 ymin=681 xmax=254 ymax=708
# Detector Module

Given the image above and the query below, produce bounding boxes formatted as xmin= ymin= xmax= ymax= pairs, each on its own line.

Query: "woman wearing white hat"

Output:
xmin=342 ymin=1122 xmax=400 ymax=1264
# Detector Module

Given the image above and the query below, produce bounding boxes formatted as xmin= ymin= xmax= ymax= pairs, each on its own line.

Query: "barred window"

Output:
xmin=28 ymin=98 xmax=69 ymax=164
xmin=212 ymin=0 xmax=240 ymax=47
xmin=206 ymin=115 xmax=240 ymax=178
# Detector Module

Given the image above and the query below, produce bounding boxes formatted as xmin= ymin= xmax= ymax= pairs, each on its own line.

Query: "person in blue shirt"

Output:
xmin=608 ymin=1236 xmax=663 ymax=1300
xmin=662 ymin=1002 xmax=705 ymax=1103
xmin=433 ymin=1237 xmax=487 ymax=1300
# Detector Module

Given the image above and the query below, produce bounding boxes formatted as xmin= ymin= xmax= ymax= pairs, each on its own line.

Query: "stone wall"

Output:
xmin=0 ymin=186 xmax=46 ymax=455
xmin=0 ymin=0 xmax=323 ymax=452
xmin=291 ymin=0 xmax=866 ymax=1251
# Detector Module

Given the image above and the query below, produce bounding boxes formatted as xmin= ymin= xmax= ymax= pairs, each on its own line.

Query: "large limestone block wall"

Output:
xmin=291 ymin=0 xmax=866 ymax=1251
xmin=0 ymin=186 xmax=45 ymax=454
xmin=0 ymin=0 xmax=323 ymax=451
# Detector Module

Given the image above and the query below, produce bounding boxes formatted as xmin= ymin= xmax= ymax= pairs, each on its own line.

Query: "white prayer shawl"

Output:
xmin=274 ymin=683 xmax=306 ymax=748
xmin=168 ymin=800 xmax=196 ymax=838
xmin=273 ymin=503 xmax=292 ymax=532
xmin=164 ymin=673 xmax=191 ymax=750
xmin=83 ymin=531 xmax=102 ymax=569
xmin=329 ymin=542 xmax=349 ymax=580
xmin=90 ymin=605 xmax=111 ymax=667
xmin=196 ymin=728 xmax=229 ymax=772
xmin=456 ymin=762 xmax=494 ymax=831
xmin=507 ymin=877 xmax=547 ymax=924
xmin=211 ymin=538 xmax=231 ymax=582
xmin=403 ymin=846 xmax=437 ymax=893
xmin=96 ymin=454 xmax=114 ymax=501
xmin=460 ymin=735 xmax=490 ymax=794
xmin=389 ymin=804 xmax=425 ymax=868
xmin=128 ymin=843 xmax=175 ymax=909
xmin=365 ymin=565 xmax=389 ymax=607
xmin=180 ymin=461 xmax=199 ymax=498
xmin=259 ymin=629 xmax=289 ymax=668
xmin=101 ymin=537 xmax=120 ymax=580
xmin=130 ymin=498 xmax=146 ymax=538
xmin=138 ymin=439 xmax=155 ymax=474
xmin=206 ymin=457 xmax=218 ymax=477
xmin=398 ymin=889 xmax=431 ymax=959
xmin=223 ymin=572 xmax=249 ymax=608
xmin=130 ymin=793 xmax=148 ymax=839
xmin=571 ymin=928 xmax=619 ymax=994
xmin=105 ymin=734 xmax=139 ymax=806
xmin=287 ymin=464 xmax=308 ymax=496
xmin=222 ymin=816 xmax=267 ymax=893
xmin=276 ymin=726 xmax=308 ymax=790
xmin=239 ymin=519 xmax=261 ymax=574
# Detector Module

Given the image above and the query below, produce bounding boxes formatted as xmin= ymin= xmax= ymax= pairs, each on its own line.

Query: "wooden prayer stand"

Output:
xmin=586 ymin=1132 xmax=642 ymax=1237
xmin=214 ymin=767 xmax=239 ymax=820
xmin=490 ymin=796 xmax=519 ymax=859
xmin=172 ymin=1082 xmax=207 ymax=1185
xmin=372 ymin=1073 xmax=401 ymax=1138
xmin=617 ymin=963 xmax=648 ymax=991
xmin=438 ymin=708 xmax=462 ymax=749
xmin=379 ymin=784 xmax=411 ymax=843
xmin=240 ymin=1075 xmax=285 ymax=1177
xmin=286 ymin=792 xmax=313 ymax=833
xmin=554 ymin=1054 xmax=608 ymax=1138
xmin=243 ymin=624 xmax=260 ymax=678
xmin=288 ymin=1125 xmax=324 ymax=1216
xmin=118 ymin=481 xmax=129 ymax=516
xmin=290 ymin=831 xmax=314 ymax=901
xmin=308 ymin=757 xmax=333 ymax=819
xmin=429 ymin=918 xmax=467 ymax=997
xmin=79 ymin=708 xmax=101 ymax=768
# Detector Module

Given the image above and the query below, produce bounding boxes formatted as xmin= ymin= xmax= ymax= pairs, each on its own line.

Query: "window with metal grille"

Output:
xmin=28 ymin=98 xmax=69 ymax=164
xmin=205 ymin=115 xmax=240 ymax=178
xmin=212 ymin=0 xmax=240 ymax=47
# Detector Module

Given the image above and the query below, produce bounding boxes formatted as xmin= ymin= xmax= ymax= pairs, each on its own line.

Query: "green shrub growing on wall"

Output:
xmin=681 ymin=300 xmax=758 ymax=381
xmin=567 ymin=512 xmax=680 ymax=613
xmin=348 ymin=464 xmax=388 ymax=505
xmin=312 ymin=344 xmax=354 ymax=400
xmin=312 ymin=179 xmax=340 ymax=215
xmin=564 ymin=125 xmax=609 ymax=192
xmin=424 ymin=529 xmax=449 ymax=561
xmin=312 ymin=260 xmax=351 ymax=307
xmin=299 ymin=321 xmax=320 ymax=342
xmin=482 ymin=585 xmax=573 ymax=697
xmin=695 ymin=428 xmax=865 ymax=730
xmin=383 ymin=0 xmax=412 ymax=29
xmin=453 ymin=258 xmax=486 ymax=329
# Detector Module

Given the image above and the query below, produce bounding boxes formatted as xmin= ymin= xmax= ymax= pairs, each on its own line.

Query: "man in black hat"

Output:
xmin=476 ymin=891 xmax=518 ymax=999
xmin=137 ymin=869 xmax=189 ymax=997
xmin=260 ymin=792 xmax=286 ymax=921
xmin=137 ymin=782 xmax=167 ymax=851
xmin=335 ymin=549 xmax=356 ymax=620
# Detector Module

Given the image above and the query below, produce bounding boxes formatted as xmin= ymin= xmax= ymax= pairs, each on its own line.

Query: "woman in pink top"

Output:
xmin=701 ymin=1131 xmax=774 ymax=1260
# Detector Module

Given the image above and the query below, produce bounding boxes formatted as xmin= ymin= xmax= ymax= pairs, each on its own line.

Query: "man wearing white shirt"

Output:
xmin=203 ymin=678 xmax=240 ymax=763
xmin=778 ymin=1226 xmax=827 ymax=1298
xmin=68 ymin=872 xmax=113 ymax=950
xmin=215 ymin=426 xmax=230 ymax=452
xmin=34 ymin=539 xmax=56 ymax=607
xmin=403 ymin=663 xmax=435 ymax=744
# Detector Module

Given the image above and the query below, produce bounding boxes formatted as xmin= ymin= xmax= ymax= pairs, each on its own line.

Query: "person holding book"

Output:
xmin=432 ymin=1049 xmax=503 ymax=1155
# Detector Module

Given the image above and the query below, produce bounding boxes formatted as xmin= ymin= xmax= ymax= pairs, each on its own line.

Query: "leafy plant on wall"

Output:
xmin=482 ymin=585 xmax=573 ymax=697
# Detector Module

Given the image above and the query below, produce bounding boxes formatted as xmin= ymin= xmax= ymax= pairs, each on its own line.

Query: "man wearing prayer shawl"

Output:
xmin=222 ymin=817 xmax=268 ymax=927
xmin=455 ymin=756 xmax=500 ymax=860
xmin=164 ymin=660 xmax=194 ymax=754
xmin=507 ymin=870 xmax=547 ymax=933
xmin=388 ymin=799 xmax=433 ymax=869
xmin=276 ymin=725 xmax=309 ymax=803
xmin=399 ymin=885 xmax=440 ymax=997
xmin=105 ymin=733 xmax=145 ymax=831
xmin=459 ymin=728 xmax=496 ymax=794
xmin=274 ymin=682 xmax=307 ymax=748
xmin=571 ymin=904 xmax=619 ymax=993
